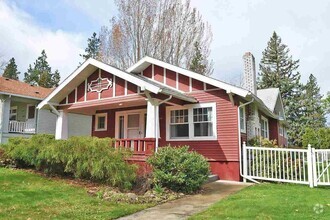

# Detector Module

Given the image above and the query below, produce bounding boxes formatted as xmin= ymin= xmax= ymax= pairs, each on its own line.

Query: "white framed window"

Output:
xmin=26 ymin=104 xmax=36 ymax=120
xmin=166 ymin=103 xmax=217 ymax=141
xmin=170 ymin=109 xmax=189 ymax=139
xmin=260 ymin=116 xmax=269 ymax=139
xmin=10 ymin=106 xmax=17 ymax=121
xmin=279 ymin=125 xmax=284 ymax=136
xmin=239 ymin=104 xmax=246 ymax=133
xmin=95 ymin=113 xmax=107 ymax=131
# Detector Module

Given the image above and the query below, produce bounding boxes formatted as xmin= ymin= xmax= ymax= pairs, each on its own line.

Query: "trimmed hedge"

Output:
xmin=147 ymin=146 xmax=209 ymax=194
xmin=1 ymin=134 xmax=137 ymax=189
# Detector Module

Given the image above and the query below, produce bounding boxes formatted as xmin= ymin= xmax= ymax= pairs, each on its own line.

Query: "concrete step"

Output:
xmin=206 ymin=174 xmax=219 ymax=183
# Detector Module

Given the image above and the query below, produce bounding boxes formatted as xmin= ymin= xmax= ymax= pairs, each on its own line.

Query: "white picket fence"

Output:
xmin=242 ymin=143 xmax=330 ymax=187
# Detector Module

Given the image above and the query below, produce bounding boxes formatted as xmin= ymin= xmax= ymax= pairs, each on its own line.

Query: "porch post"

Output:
xmin=145 ymin=100 xmax=157 ymax=138
xmin=55 ymin=110 xmax=68 ymax=140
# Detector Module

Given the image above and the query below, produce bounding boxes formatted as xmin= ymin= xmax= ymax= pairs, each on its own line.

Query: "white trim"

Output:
xmin=38 ymin=58 xmax=161 ymax=109
xmin=98 ymin=69 xmax=101 ymax=100
xmin=84 ymin=79 xmax=87 ymax=101
xmin=163 ymin=68 xmax=166 ymax=84
xmin=176 ymin=72 xmax=179 ymax=89
xmin=239 ymin=103 xmax=246 ymax=133
xmin=189 ymin=77 xmax=192 ymax=92
xmin=95 ymin=113 xmax=108 ymax=131
xmin=165 ymin=102 xmax=217 ymax=141
xmin=65 ymin=96 xmax=68 ymax=104
xmin=26 ymin=104 xmax=36 ymax=120
xmin=113 ymin=75 xmax=116 ymax=97
xmin=203 ymin=82 xmax=206 ymax=91
xmin=115 ymin=109 xmax=147 ymax=139
xmin=74 ymin=87 xmax=77 ymax=103
xmin=125 ymin=80 xmax=128 ymax=96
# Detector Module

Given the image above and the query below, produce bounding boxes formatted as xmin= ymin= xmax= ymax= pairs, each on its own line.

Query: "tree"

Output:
xmin=24 ymin=50 xmax=60 ymax=88
xmin=2 ymin=57 xmax=20 ymax=80
xmin=80 ymin=32 xmax=101 ymax=61
xmin=189 ymin=41 xmax=213 ymax=75
xmin=301 ymin=74 xmax=326 ymax=130
xmin=258 ymin=32 xmax=304 ymax=146
xmin=323 ymin=92 xmax=330 ymax=115
xmin=99 ymin=0 xmax=213 ymax=75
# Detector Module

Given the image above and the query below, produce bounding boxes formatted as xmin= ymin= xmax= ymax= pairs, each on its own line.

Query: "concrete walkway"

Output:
xmin=119 ymin=181 xmax=251 ymax=220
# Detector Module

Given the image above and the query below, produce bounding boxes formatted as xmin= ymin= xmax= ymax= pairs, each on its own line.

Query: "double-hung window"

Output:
xmin=170 ymin=109 xmax=189 ymax=139
xmin=167 ymin=103 xmax=216 ymax=140
xmin=95 ymin=113 xmax=107 ymax=131
xmin=193 ymin=107 xmax=213 ymax=137
xmin=260 ymin=116 xmax=269 ymax=139
xmin=239 ymin=105 xmax=246 ymax=133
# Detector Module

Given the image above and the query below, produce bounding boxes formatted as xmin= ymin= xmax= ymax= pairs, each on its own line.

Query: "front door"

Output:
xmin=116 ymin=109 xmax=147 ymax=139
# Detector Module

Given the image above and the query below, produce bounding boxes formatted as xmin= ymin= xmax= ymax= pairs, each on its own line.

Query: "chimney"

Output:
xmin=242 ymin=52 xmax=257 ymax=94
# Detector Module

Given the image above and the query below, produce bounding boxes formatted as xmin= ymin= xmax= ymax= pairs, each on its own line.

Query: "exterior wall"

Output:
xmin=37 ymin=109 xmax=57 ymax=134
xmin=59 ymin=69 xmax=139 ymax=105
xmin=68 ymin=113 xmax=92 ymax=137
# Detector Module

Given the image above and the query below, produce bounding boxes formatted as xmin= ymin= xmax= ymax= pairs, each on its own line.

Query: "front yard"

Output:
xmin=0 ymin=168 xmax=152 ymax=219
xmin=191 ymin=183 xmax=330 ymax=220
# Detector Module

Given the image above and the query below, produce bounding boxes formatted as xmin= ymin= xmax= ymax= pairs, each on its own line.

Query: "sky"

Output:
xmin=0 ymin=0 xmax=329 ymax=95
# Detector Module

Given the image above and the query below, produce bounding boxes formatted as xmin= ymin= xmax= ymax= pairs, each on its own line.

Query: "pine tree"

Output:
xmin=300 ymin=74 xmax=326 ymax=137
xmin=323 ymin=92 xmax=330 ymax=115
xmin=24 ymin=50 xmax=60 ymax=88
xmin=80 ymin=32 xmax=101 ymax=61
xmin=258 ymin=32 xmax=303 ymax=146
xmin=189 ymin=41 xmax=210 ymax=75
xmin=2 ymin=57 xmax=20 ymax=80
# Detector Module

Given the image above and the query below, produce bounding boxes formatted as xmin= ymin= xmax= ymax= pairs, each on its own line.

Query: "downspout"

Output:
xmin=238 ymin=98 xmax=259 ymax=183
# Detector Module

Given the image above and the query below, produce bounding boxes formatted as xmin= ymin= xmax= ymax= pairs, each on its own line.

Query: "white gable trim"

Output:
xmin=38 ymin=58 xmax=161 ymax=109
xmin=127 ymin=56 xmax=250 ymax=98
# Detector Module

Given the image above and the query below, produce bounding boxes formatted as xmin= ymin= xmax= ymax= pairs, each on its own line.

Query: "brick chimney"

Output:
xmin=242 ymin=52 xmax=257 ymax=94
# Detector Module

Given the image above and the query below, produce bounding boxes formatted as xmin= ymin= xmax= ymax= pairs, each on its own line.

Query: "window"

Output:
xmin=167 ymin=103 xmax=217 ymax=140
xmin=193 ymin=107 xmax=213 ymax=137
xmin=170 ymin=109 xmax=189 ymax=138
xmin=279 ymin=125 xmax=284 ymax=136
xmin=260 ymin=116 xmax=269 ymax=139
xmin=27 ymin=105 xmax=36 ymax=119
xmin=10 ymin=106 xmax=17 ymax=121
xmin=239 ymin=105 xmax=246 ymax=133
xmin=95 ymin=113 xmax=107 ymax=131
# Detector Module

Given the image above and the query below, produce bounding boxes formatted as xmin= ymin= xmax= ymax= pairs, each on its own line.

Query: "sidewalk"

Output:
xmin=119 ymin=181 xmax=251 ymax=220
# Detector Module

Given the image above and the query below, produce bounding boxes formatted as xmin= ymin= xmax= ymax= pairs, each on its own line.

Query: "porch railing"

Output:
xmin=8 ymin=121 xmax=35 ymax=134
xmin=115 ymin=138 xmax=156 ymax=156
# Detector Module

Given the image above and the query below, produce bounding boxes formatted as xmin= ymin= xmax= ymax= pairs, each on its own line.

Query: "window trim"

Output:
xmin=114 ymin=109 xmax=147 ymax=139
xmin=260 ymin=116 xmax=269 ymax=139
xmin=10 ymin=106 xmax=17 ymax=121
xmin=95 ymin=113 xmax=108 ymax=131
xmin=239 ymin=103 xmax=246 ymax=133
xmin=166 ymin=102 xmax=217 ymax=141
xmin=26 ymin=104 xmax=36 ymax=120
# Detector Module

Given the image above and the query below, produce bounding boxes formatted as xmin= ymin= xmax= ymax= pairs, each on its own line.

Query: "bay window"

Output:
xmin=167 ymin=103 xmax=217 ymax=140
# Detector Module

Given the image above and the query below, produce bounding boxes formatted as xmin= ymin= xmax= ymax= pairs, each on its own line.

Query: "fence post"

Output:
xmin=311 ymin=147 xmax=318 ymax=187
xmin=242 ymin=141 xmax=248 ymax=183
xmin=307 ymin=144 xmax=314 ymax=188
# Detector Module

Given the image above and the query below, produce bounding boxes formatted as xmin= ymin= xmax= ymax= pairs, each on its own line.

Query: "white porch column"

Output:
xmin=55 ymin=110 xmax=68 ymax=140
xmin=145 ymin=100 xmax=157 ymax=138
xmin=0 ymin=96 xmax=11 ymax=134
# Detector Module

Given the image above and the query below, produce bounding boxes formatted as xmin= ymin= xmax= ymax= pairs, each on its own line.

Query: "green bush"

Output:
xmin=1 ymin=135 xmax=137 ymax=189
xmin=147 ymin=146 xmax=209 ymax=194
xmin=247 ymin=136 xmax=278 ymax=148
xmin=302 ymin=127 xmax=330 ymax=149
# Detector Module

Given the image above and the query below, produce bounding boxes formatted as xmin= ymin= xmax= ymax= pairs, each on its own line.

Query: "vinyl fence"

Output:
xmin=242 ymin=143 xmax=330 ymax=187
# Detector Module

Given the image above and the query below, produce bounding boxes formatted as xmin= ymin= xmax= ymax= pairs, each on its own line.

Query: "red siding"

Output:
xmin=178 ymin=74 xmax=190 ymax=92
xmin=115 ymin=77 xmax=125 ymax=96
xmin=154 ymin=65 xmax=164 ymax=83
xmin=159 ymin=89 xmax=239 ymax=164
xmin=192 ymin=78 xmax=204 ymax=91
xmin=67 ymin=90 xmax=75 ymax=104
xmin=143 ymin=65 xmax=152 ymax=78
xmin=100 ymin=70 xmax=113 ymax=99
xmin=86 ymin=70 xmax=99 ymax=101
xmin=206 ymin=83 xmax=217 ymax=90
xmin=165 ymin=69 xmax=177 ymax=88
xmin=127 ymin=82 xmax=138 ymax=94
xmin=77 ymin=81 xmax=85 ymax=102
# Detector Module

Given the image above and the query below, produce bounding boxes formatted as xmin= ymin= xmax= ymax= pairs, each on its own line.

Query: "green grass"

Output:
xmin=0 ymin=168 xmax=152 ymax=219
xmin=191 ymin=183 xmax=330 ymax=220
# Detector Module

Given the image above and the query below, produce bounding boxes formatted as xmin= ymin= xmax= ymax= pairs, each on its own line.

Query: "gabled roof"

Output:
xmin=257 ymin=88 xmax=280 ymax=112
xmin=127 ymin=56 xmax=251 ymax=98
xmin=0 ymin=77 xmax=52 ymax=100
xmin=38 ymin=58 xmax=196 ymax=109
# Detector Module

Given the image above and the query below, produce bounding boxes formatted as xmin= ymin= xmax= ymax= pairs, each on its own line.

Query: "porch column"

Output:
xmin=0 ymin=96 xmax=11 ymax=135
xmin=55 ymin=110 xmax=68 ymax=140
xmin=145 ymin=100 xmax=159 ymax=138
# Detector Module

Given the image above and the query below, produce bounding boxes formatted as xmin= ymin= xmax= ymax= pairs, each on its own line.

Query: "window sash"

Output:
xmin=261 ymin=117 xmax=269 ymax=139
xmin=193 ymin=107 xmax=213 ymax=137
xmin=239 ymin=105 xmax=246 ymax=132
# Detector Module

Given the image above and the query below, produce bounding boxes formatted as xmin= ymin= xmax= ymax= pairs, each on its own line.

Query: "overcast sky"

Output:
xmin=1 ymin=0 xmax=329 ymax=95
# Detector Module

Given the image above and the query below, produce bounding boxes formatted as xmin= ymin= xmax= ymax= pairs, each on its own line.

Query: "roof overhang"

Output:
xmin=0 ymin=92 xmax=44 ymax=101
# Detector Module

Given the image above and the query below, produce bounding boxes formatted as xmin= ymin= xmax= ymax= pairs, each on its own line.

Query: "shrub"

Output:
xmin=147 ymin=146 xmax=209 ymax=194
xmin=1 ymin=135 xmax=137 ymax=189
xmin=302 ymin=127 xmax=330 ymax=149
xmin=247 ymin=136 xmax=278 ymax=148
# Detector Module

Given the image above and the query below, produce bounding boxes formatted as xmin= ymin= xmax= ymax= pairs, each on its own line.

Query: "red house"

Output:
xmin=38 ymin=52 xmax=287 ymax=181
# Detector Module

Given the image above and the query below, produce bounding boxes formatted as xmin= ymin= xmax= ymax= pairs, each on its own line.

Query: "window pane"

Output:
xmin=28 ymin=106 xmax=35 ymax=119
xmin=128 ymin=114 xmax=139 ymax=128
xmin=170 ymin=124 xmax=189 ymax=138
xmin=98 ymin=116 xmax=106 ymax=129
xmin=194 ymin=122 xmax=213 ymax=137
xmin=119 ymin=116 xmax=124 ymax=138
xmin=193 ymin=107 xmax=212 ymax=122
xmin=170 ymin=109 xmax=188 ymax=123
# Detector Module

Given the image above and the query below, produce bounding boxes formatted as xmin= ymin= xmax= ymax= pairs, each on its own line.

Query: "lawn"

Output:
xmin=191 ymin=183 xmax=330 ymax=220
xmin=0 ymin=168 xmax=152 ymax=219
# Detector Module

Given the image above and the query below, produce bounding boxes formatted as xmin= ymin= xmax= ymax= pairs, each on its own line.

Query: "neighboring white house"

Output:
xmin=0 ymin=77 xmax=57 ymax=143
